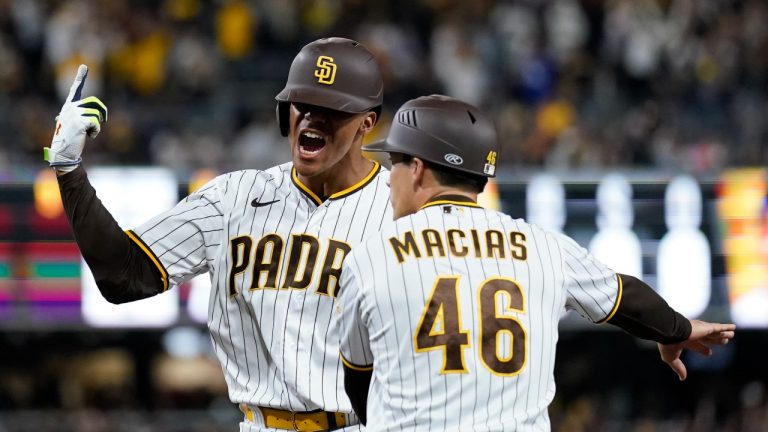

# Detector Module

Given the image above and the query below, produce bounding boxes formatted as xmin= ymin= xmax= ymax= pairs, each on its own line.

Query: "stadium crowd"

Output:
xmin=0 ymin=0 xmax=766 ymax=431
xmin=0 ymin=0 xmax=765 ymax=176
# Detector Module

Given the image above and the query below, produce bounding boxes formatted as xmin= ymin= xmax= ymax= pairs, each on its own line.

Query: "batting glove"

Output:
xmin=44 ymin=64 xmax=108 ymax=173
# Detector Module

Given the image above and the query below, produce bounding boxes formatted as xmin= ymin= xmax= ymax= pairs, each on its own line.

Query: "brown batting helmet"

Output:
xmin=275 ymin=37 xmax=383 ymax=136
xmin=365 ymin=95 xmax=499 ymax=177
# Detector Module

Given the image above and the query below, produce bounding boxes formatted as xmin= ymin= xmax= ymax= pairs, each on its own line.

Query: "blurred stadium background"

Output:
xmin=1 ymin=0 xmax=768 ymax=430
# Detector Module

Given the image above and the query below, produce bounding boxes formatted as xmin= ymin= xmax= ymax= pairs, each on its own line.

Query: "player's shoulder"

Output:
xmin=508 ymin=215 xmax=581 ymax=250
xmin=349 ymin=214 xmax=399 ymax=255
xmin=187 ymin=165 xmax=289 ymax=204
xmin=357 ymin=213 xmax=424 ymax=253
xmin=271 ymin=161 xmax=294 ymax=180
xmin=227 ymin=164 xmax=288 ymax=183
xmin=481 ymin=209 xmax=560 ymax=239
xmin=484 ymin=212 xmax=584 ymax=259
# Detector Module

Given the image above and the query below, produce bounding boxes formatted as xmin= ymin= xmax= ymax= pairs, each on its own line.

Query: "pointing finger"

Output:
xmin=66 ymin=64 xmax=89 ymax=102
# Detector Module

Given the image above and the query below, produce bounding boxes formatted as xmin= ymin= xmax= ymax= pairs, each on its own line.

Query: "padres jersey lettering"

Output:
xmin=336 ymin=199 xmax=620 ymax=431
xmin=133 ymin=161 xmax=391 ymax=415
xmin=227 ymin=233 xmax=350 ymax=296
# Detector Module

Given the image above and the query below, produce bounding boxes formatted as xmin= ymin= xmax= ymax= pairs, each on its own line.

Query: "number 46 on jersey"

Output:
xmin=415 ymin=276 xmax=527 ymax=376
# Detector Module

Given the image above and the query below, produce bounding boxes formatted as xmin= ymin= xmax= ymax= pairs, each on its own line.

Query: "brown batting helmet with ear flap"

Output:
xmin=365 ymin=95 xmax=499 ymax=177
xmin=275 ymin=37 xmax=384 ymax=136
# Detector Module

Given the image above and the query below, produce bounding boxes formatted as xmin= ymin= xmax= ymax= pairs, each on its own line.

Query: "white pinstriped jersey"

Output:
xmin=132 ymin=161 xmax=391 ymax=414
xmin=336 ymin=197 xmax=621 ymax=432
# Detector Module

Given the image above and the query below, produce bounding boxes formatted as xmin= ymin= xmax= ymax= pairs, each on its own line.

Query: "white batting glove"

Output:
xmin=44 ymin=64 xmax=108 ymax=173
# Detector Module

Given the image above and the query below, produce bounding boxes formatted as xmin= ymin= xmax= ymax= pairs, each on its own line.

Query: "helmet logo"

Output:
xmin=444 ymin=154 xmax=464 ymax=165
xmin=314 ymin=56 xmax=337 ymax=85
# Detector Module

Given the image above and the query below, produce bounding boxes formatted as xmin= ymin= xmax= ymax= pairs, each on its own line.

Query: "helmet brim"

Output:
xmin=362 ymin=139 xmax=396 ymax=153
xmin=275 ymin=85 xmax=379 ymax=114
xmin=364 ymin=138 xmax=496 ymax=177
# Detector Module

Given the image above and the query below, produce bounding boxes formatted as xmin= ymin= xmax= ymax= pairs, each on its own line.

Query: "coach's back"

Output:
xmin=339 ymin=197 xmax=619 ymax=431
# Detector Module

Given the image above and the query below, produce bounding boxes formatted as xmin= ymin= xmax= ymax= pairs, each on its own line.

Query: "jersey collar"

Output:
xmin=291 ymin=162 xmax=381 ymax=205
xmin=419 ymin=194 xmax=481 ymax=210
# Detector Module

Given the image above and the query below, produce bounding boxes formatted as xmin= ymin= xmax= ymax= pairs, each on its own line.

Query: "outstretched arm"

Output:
xmin=658 ymin=320 xmax=735 ymax=381
xmin=58 ymin=167 xmax=166 ymax=303
xmin=606 ymin=274 xmax=692 ymax=344
xmin=607 ymin=274 xmax=735 ymax=381
xmin=558 ymin=233 xmax=735 ymax=381
xmin=49 ymin=65 xmax=166 ymax=303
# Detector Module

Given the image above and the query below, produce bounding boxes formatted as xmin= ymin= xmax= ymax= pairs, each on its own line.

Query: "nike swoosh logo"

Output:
xmin=251 ymin=199 xmax=280 ymax=207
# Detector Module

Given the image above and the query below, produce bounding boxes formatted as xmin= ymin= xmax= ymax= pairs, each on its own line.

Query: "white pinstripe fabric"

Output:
xmin=134 ymin=161 xmax=391 ymax=421
xmin=337 ymin=203 xmax=619 ymax=431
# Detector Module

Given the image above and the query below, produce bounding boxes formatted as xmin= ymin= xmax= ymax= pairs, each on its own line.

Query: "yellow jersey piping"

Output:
xmin=125 ymin=230 xmax=169 ymax=292
xmin=291 ymin=162 xmax=381 ymax=205
xmin=340 ymin=353 xmax=373 ymax=371
xmin=598 ymin=273 xmax=624 ymax=324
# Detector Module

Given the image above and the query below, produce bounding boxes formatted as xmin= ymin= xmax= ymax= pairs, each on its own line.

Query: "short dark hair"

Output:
xmin=395 ymin=154 xmax=488 ymax=194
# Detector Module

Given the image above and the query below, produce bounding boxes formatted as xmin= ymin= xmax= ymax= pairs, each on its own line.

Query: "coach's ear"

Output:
xmin=411 ymin=157 xmax=426 ymax=187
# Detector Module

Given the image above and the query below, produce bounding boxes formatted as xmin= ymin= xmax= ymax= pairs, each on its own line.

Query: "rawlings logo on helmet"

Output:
xmin=444 ymin=154 xmax=463 ymax=165
xmin=314 ymin=56 xmax=337 ymax=85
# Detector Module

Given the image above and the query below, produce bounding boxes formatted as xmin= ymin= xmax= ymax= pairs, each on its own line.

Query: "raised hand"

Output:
xmin=44 ymin=64 xmax=108 ymax=173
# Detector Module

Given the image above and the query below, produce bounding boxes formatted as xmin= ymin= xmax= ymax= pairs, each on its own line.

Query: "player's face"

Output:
xmin=387 ymin=153 xmax=418 ymax=220
xmin=288 ymin=103 xmax=374 ymax=177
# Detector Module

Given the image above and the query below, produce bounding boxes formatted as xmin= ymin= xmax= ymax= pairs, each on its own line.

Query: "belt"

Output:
xmin=239 ymin=404 xmax=347 ymax=431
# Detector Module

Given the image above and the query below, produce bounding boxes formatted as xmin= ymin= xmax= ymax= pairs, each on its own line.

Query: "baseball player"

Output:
xmin=334 ymin=95 xmax=736 ymax=431
xmin=46 ymin=38 xmax=392 ymax=431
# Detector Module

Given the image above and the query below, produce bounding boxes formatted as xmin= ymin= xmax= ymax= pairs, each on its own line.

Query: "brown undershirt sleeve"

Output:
xmin=57 ymin=166 xmax=166 ymax=303
xmin=606 ymin=274 xmax=692 ymax=344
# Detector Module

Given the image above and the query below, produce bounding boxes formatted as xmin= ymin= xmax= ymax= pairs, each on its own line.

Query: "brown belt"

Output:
xmin=239 ymin=404 xmax=347 ymax=431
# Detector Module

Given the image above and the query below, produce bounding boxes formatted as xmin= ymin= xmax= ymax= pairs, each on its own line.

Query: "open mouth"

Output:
xmin=298 ymin=130 xmax=327 ymax=156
